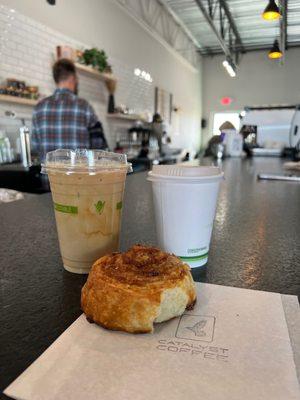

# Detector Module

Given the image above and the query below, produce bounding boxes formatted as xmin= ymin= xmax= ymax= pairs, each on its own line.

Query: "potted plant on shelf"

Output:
xmin=78 ymin=48 xmax=112 ymax=74
xmin=58 ymin=46 xmax=116 ymax=112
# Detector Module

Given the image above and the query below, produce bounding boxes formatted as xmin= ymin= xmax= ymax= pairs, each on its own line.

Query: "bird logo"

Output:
xmin=186 ymin=320 xmax=207 ymax=337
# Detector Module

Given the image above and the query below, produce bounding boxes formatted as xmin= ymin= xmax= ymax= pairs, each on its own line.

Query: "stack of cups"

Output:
xmin=42 ymin=149 xmax=132 ymax=274
xmin=148 ymin=165 xmax=223 ymax=268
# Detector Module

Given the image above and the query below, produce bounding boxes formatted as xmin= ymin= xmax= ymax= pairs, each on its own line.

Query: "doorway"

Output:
xmin=212 ymin=112 xmax=241 ymax=135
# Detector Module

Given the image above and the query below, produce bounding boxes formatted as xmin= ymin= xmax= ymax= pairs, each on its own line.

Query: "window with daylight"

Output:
xmin=213 ymin=112 xmax=241 ymax=135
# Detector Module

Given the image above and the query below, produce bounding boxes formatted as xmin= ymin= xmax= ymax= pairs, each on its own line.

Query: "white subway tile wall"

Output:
xmin=0 ymin=4 xmax=154 ymax=150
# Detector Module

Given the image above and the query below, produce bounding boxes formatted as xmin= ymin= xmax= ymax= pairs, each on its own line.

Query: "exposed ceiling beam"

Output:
xmin=218 ymin=0 xmax=244 ymax=52
xmin=280 ymin=0 xmax=288 ymax=60
xmin=194 ymin=0 xmax=231 ymax=57
xmin=159 ymin=0 xmax=202 ymax=50
xmin=115 ymin=0 xmax=200 ymax=71
xmin=200 ymin=42 xmax=300 ymax=56
xmin=194 ymin=0 xmax=244 ymax=61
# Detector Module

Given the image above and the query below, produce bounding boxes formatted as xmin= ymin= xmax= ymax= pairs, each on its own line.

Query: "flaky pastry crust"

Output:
xmin=81 ymin=244 xmax=197 ymax=333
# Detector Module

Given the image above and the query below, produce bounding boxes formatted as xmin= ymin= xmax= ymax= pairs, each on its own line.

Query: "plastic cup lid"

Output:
xmin=148 ymin=165 xmax=223 ymax=183
xmin=41 ymin=149 xmax=132 ymax=174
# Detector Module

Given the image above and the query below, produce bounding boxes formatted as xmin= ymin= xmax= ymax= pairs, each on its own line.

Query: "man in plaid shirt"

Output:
xmin=31 ymin=59 xmax=108 ymax=161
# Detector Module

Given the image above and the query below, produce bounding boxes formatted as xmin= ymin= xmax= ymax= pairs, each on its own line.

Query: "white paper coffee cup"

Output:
xmin=148 ymin=165 xmax=223 ymax=268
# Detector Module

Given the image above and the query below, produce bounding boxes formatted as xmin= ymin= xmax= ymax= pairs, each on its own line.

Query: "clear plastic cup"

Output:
xmin=148 ymin=165 xmax=223 ymax=268
xmin=42 ymin=149 xmax=132 ymax=274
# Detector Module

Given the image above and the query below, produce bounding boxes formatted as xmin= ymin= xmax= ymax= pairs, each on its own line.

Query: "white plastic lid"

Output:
xmin=41 ymin=149 xmax=132 ymax=174
xmin=148 ymin=165 xmax=223 ymax=183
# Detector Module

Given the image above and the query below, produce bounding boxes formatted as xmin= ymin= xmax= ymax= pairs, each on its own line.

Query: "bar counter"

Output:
xmin=1 ymin=157 xmax=299 ymax=397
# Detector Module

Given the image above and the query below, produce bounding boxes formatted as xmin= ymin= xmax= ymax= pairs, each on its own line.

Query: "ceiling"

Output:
xmin=163 ymin=0 xmax=300 ymax=55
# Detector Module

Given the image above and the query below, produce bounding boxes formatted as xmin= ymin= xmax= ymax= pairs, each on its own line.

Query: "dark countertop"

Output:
xmin=0 ymin=162 xmax=29 ymax=171
xmin=0 ymin=163 xmax=46 ymax=194
xmin=1 ymin=157 xmax=300 ymax=398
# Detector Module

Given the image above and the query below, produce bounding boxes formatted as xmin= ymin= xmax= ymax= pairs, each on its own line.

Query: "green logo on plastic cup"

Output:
xmin=94 ymin=200 xmax=105 ymax=214
xmin=116 ymin=201 xmax=123 ymax=210
xmin=54 ymin=202 xmax=78 ymax=214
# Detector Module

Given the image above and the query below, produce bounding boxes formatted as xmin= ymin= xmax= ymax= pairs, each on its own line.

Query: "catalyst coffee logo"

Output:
xmin=175 ymin=314 xmax=215 ymax=342
xmin=155 ymin=314 xmax=230 ymax=362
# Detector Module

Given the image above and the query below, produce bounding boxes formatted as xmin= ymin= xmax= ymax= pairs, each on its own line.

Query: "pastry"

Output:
xmin=81 ymin=244 xmax=196 ymax=333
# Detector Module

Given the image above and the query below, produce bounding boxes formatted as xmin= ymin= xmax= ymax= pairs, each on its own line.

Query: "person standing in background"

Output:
xmin=151 ymin=113 xmax=165 ymax=156
xmin=31 ymin=59 xmax=108 ymax=162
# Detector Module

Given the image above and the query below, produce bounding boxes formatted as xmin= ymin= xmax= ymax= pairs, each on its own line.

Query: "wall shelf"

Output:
xmin=106 ymin=113 xmax=147 ymax=122
xmin=75 ymin=63 xmax=117 ymax=84
xmin=0 ymin=94 xmax=38 ymax=107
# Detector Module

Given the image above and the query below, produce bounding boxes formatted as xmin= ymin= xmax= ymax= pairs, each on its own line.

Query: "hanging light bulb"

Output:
xmin=268 ymin=40 xmax=283 ymax=59
xmin=262 ymin=0 xmax=280 ymax=20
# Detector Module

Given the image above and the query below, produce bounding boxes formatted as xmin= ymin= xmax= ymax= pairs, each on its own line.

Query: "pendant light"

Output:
xmin=268 ymin=40 xmax=283 ymax=59
xmin=262 ymin=0 xmax=280 ymax=20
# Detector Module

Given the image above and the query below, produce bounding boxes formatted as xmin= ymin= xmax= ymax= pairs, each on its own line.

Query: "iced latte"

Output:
xmin=42 ymin=149 xmax=131 ymax=274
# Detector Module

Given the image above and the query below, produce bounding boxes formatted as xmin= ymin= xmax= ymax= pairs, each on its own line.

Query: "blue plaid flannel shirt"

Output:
xmin=31 ymin=88 xmax=108 ymax=161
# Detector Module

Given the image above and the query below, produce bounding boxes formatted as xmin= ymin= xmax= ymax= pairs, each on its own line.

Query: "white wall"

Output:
xmin=202 ymin=48 xmax=300 ymax=146
xmin=0 ymin=0 xmax=202 ymax=152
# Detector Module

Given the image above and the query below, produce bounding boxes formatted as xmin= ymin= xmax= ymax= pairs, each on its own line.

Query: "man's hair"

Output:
xmin=52 ymin=59 xmax=76 ymax=84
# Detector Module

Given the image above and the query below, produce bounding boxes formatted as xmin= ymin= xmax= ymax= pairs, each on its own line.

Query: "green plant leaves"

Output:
xmin=80 ymin=48 xmax=108 ymax=72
